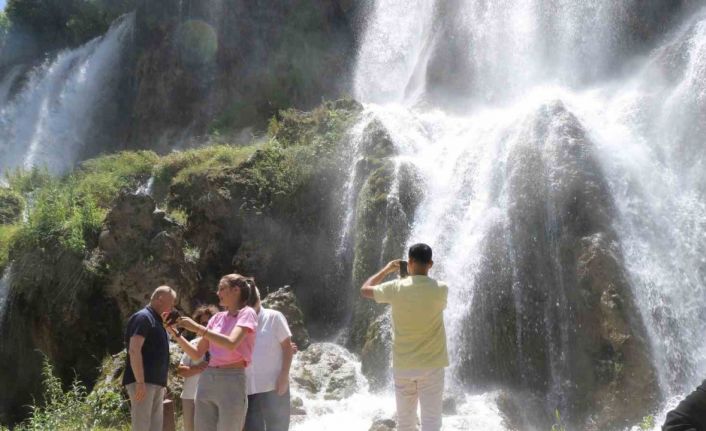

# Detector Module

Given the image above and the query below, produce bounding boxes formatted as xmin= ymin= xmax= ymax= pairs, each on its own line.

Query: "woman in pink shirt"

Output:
xmin=169 ymin=274 xmax=258 ymax=431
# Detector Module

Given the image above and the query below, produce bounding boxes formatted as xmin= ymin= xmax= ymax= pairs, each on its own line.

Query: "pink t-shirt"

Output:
xmin=206 ymin=307 xmax=258 ymax=367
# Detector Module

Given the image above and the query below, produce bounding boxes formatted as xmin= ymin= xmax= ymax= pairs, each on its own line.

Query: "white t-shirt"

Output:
xmin=246 ymin=308 xmax=292 ymax=395
xmin=180 ymin=337 xmax=205 ymax=399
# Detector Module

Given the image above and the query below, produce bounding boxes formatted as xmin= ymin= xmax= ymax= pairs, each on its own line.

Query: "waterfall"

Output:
xmin=0 ymin=13 xmax=135 ymax=176
xmin=0 ymin=266 xmax=10 ymax=333
xmin=295 ymin=1 xmax=706 ymax=429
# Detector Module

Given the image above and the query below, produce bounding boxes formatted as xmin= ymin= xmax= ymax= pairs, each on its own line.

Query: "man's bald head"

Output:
xmin=150 ymin=286 xmax=177 ymax=314
xmin=151 ymin=286 xmax=176 ymax=301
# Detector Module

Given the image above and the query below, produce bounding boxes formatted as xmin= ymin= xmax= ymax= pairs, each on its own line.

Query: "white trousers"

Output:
xmin=393 ymin=368 xmax=445 ymax=431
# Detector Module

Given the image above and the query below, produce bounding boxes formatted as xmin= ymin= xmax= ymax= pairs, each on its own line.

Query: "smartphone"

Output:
xmin=399 ymin=261 xmax=409 ymax=278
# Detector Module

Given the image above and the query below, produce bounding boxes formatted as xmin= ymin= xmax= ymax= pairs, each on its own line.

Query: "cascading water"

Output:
xmin=0 ymin=266 xmax=10 ymax=333
xmin=0 ymin=13 xmax=135 ymax=176
xmin=296 ymin=1 xmax=706 ymax=430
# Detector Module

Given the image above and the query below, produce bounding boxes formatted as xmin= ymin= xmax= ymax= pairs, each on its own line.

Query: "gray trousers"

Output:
xmin=126 ymin=383 xmax=165 ymax=431
xmin=195 ymin=368 xmax=248 ymax=431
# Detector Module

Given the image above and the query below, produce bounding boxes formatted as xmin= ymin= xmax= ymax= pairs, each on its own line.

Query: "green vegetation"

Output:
xmin=640 ymin=414 xmax=655 ymax=430
xmin=4 ymin=152 xmax=156 ymax=257
xmin=551 ymin=410 xmax=567 ymax=431
xmin=4 ymin=0 xmax=134 ymax=49
xmin=0 ymin=187 xmax=24 ymax=225
xmin=0 ymin=224 xmax=19 ymax=274
xmin=0 ymin=12 xmax=11 ymax=50
xmin=6 ymin=358 xmax=128 ymax=431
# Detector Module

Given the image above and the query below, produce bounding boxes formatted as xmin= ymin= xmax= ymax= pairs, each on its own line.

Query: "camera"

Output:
xmin=399 ymin=261 xmax=409 ymax=278
xmin=164 ymin=309 xmax=185 ymax=336
xmin=165 ymin=309 xmax=181 ymax=326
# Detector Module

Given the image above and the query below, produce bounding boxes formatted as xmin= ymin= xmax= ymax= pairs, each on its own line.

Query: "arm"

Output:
xmin=177 ymin=362 xmax=208 ymax=378
xmin=128 ymin=335 xmax=146 ymax=401
xmin=168 ymin=325 xmax=209 ymax=361
xmin=275 ymin=337 xmax=294 ymax=395
xmin=176 ymin=314 xmax=252 ymax=352
xmin=360 ymin=260 xmax=400 ymax=299
xmin=205 ymin=325 xmax=249 ymax=351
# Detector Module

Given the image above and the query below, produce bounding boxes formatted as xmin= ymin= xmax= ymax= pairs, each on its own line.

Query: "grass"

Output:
xmin=153 ymin=143 xmax=261 ymax=198
xmin=73 ymin=151 xmax=158 ymax=208
xmin=5 ymin=151 xmax=158 ymax=257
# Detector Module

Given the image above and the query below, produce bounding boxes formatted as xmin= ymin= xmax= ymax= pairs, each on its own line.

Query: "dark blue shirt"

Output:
xmin=122 ymin=306 xmax=170 ymax=387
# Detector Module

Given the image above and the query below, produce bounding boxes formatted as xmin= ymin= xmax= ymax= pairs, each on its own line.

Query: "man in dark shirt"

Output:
xmin=123 ymin=286 xmax=177 ymax=431
xmin=663 ymin=381 xmax=706 ymax=431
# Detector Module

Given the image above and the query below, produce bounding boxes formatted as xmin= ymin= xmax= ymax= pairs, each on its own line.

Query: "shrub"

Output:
xmin=13 ymin=358 xmax=128 ymax=431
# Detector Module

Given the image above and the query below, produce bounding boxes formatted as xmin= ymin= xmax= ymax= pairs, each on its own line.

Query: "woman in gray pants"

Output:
xmin=169 ymin=274 xmax=259 ymax=431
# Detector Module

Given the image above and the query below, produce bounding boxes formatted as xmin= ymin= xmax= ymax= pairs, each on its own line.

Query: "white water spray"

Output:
xmin=0 ymin=14 xmax=135 ymax=175
xmin=296 ymin=1 xmax=706 ymax=430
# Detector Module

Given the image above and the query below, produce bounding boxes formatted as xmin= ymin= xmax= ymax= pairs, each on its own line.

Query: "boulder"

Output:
xmin=261 ymin=286 xmax=310 ymax=349
xmin=290 ymin=342 xmax=361 ymax=401
xmin=369 ymin=418 xmax=396 ymax=431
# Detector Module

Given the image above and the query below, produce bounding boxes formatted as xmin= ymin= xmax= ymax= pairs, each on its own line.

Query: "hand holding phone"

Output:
xmin=399 ymin=261 xmax=409 ymax=278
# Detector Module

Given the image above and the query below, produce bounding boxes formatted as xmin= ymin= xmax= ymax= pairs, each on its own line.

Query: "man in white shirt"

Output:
xmin=244 ymin=288 xmax=295 ymax=431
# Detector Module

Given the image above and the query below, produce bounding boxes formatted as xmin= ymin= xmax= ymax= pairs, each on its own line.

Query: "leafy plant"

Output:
xmin=13 ymin=358 xmax=128 ymax=431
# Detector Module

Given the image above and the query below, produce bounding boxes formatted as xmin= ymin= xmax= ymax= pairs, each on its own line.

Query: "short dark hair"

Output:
xmin=408 ymin=243 xmax=432 ymax=264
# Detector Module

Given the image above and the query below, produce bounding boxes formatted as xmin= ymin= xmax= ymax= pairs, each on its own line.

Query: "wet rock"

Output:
xmin=369 ymin=418 xmax=396 ymax=431
xmin=458 ymin=102 xmax=658 ymax=429
xmin=261 ymin=286 xmax=310 ymax=349
xmin=360 ymin=312 xmax=393 ymax=390
xmin=290 ymin=395 xmax=306 ymax=415
xmin=347 ymin=118 xmax=424 ymax=389
xmin=290 ymin=342 xmax=361 ymax=401
xmin=442 ymin=394 xmax=457 ymax=415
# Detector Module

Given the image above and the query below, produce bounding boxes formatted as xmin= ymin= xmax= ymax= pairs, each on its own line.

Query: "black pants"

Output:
xmin=663 ymin=381 xmax=706 ymax=431
xmin=244 ymin=390 xmax=290 ymax=431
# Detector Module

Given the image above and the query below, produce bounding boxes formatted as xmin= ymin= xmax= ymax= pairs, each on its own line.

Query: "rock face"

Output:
xmin=344 ymin=118 xmax=424 ymax=389
xmin=261 ymin=286 xmax=310 ymax=349
xmin=290 ymin=342 xmax=362 ymax=401
xmin=98 ymin=193 xmax=199 ymax=316
xmin=129 ymin=0 xmax=361 ymax=149
xmin=458 ymin=102 xmax=657 ymax=430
